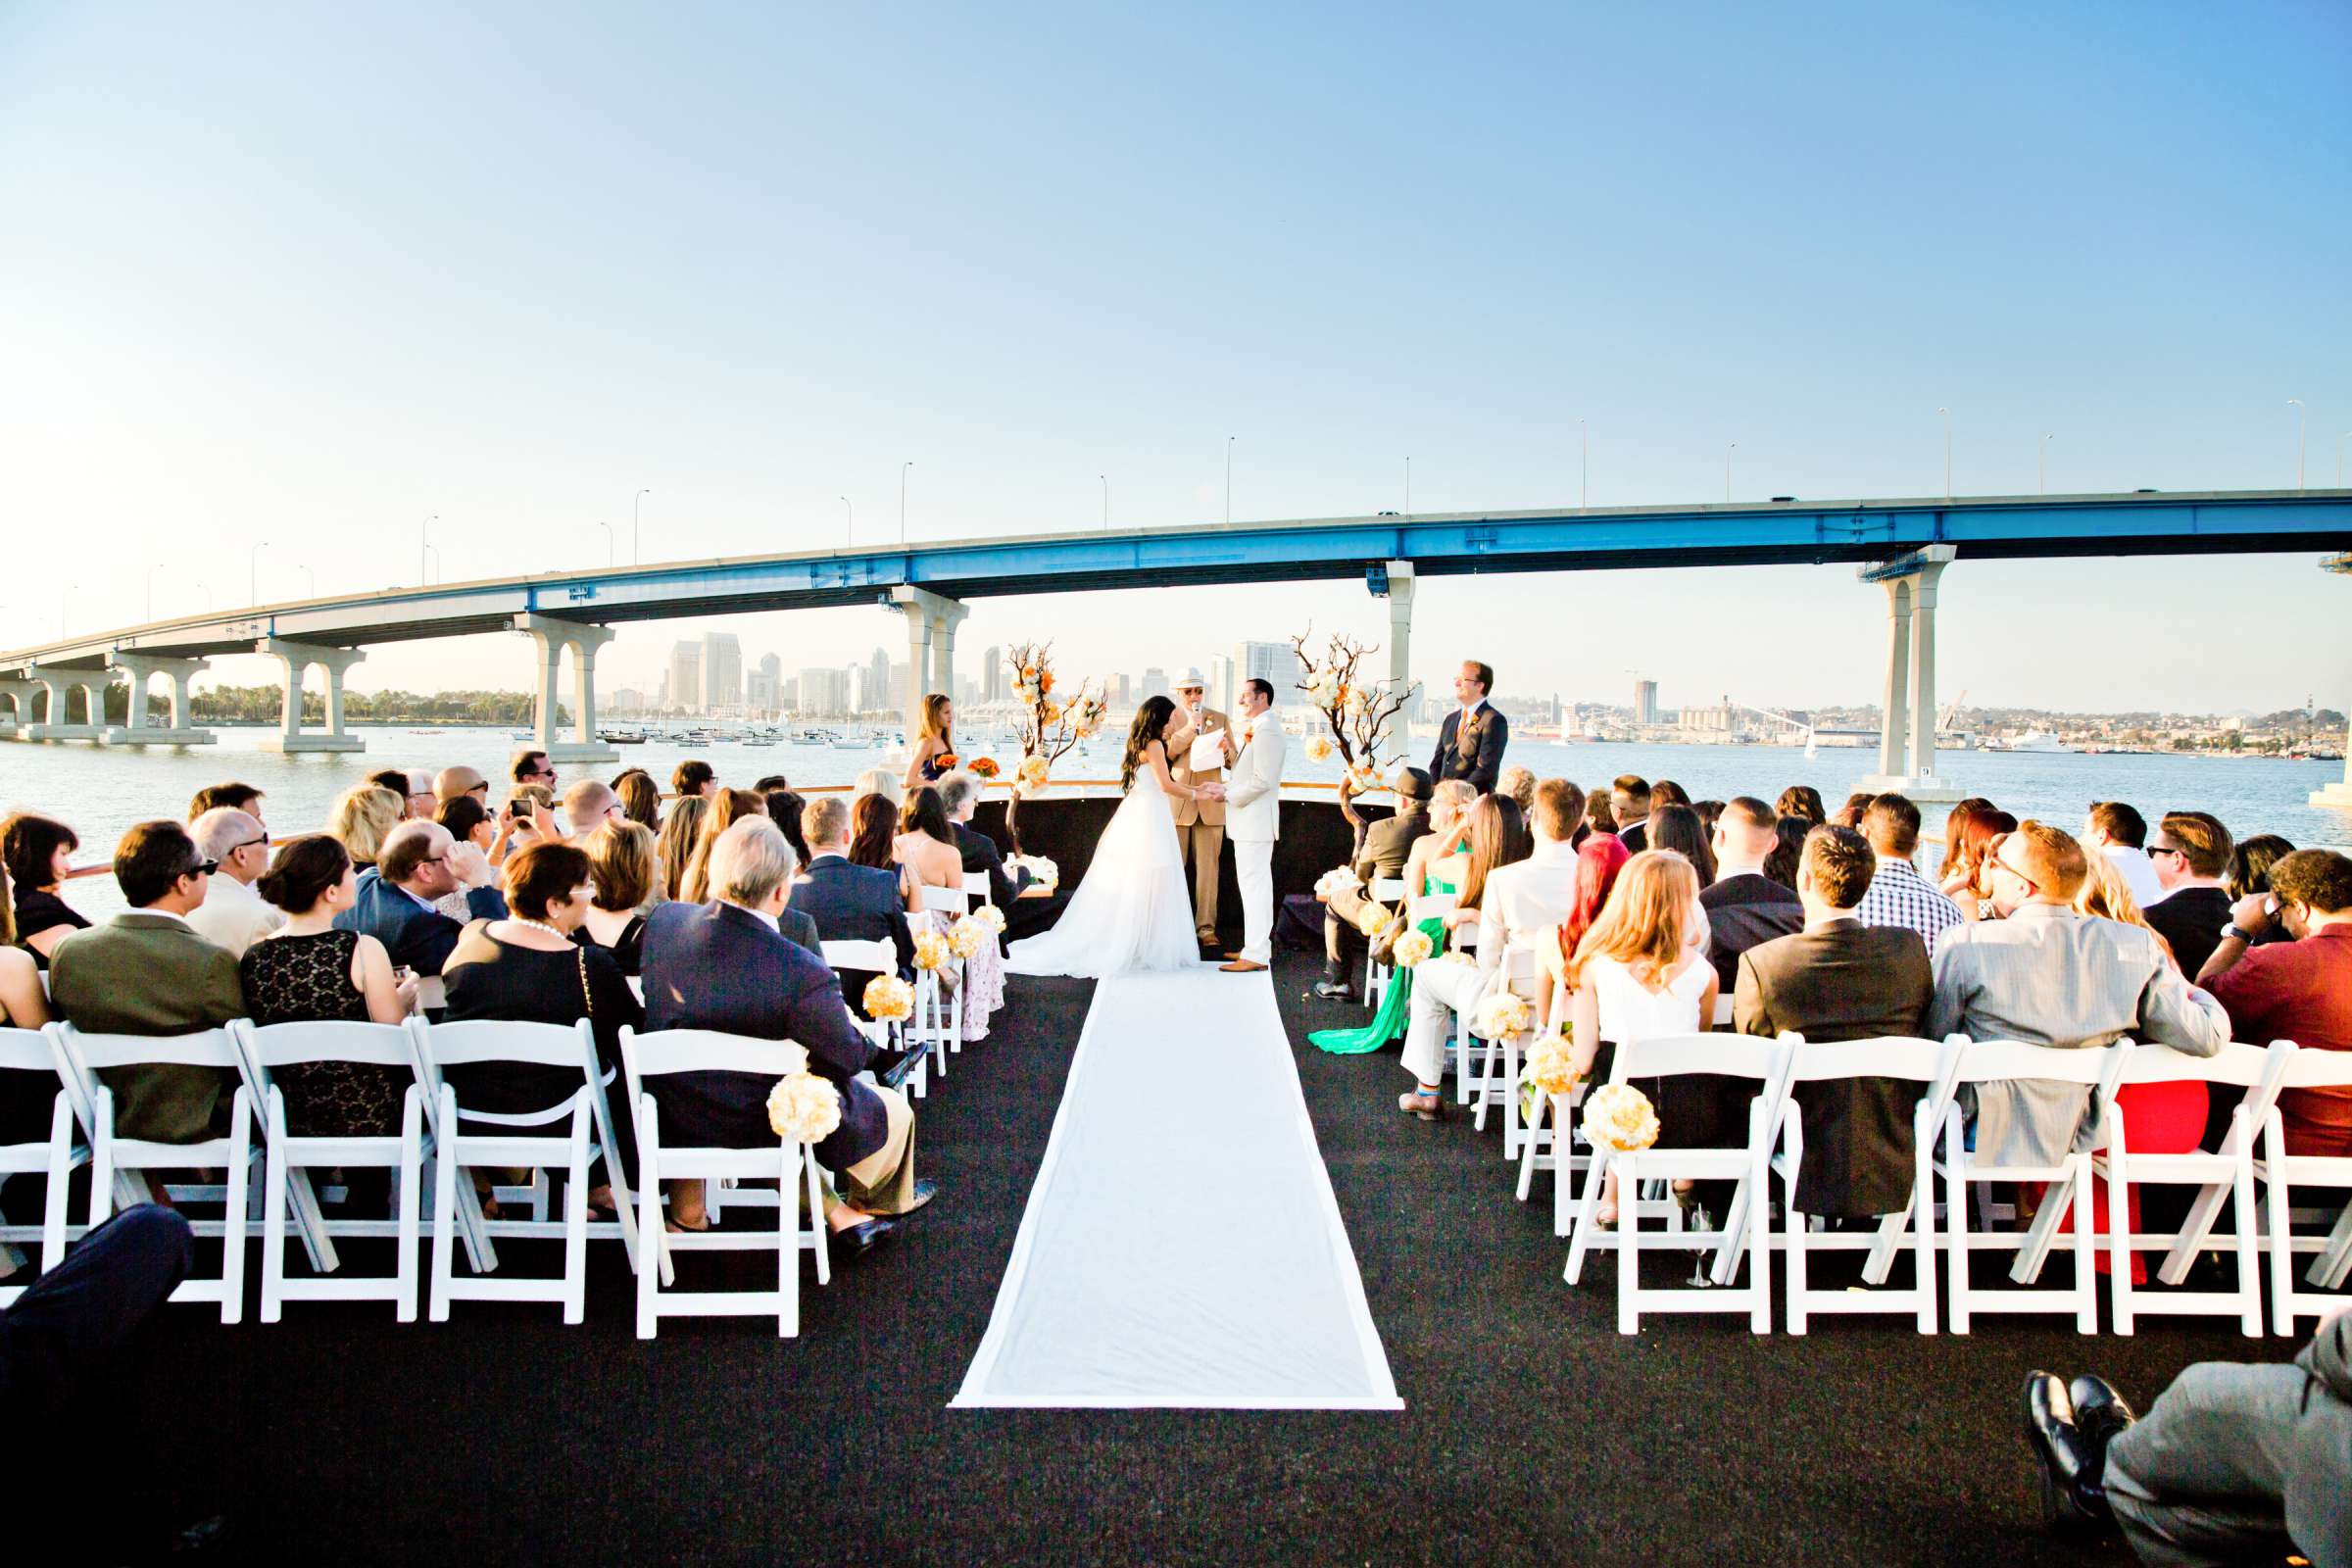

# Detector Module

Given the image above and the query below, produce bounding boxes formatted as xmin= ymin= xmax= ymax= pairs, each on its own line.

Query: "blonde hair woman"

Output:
xmin=903 ymin=693 xmax=956 ymax=791
xmin=656 ymin=794 xmax=710 ymax=903
xmin=1564 ymin=850 xmax=1715 ymax=1224
xmin=329 ymin=785 xmax=405 ymax=868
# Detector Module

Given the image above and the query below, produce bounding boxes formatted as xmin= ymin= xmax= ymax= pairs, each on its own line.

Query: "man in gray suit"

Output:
xmin=1927 ymin=820 xmax=2228 ymax=1166
xmin=49 ymin=820 xmax=245 ymax=1144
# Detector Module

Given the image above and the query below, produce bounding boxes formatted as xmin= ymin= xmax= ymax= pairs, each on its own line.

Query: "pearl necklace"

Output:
xmin=509 ymin=917 xmax=568 ymax=941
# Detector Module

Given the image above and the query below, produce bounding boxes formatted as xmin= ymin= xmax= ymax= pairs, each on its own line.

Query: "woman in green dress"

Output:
xmin=1311 ymin=781 xmax=1479 ymax=1055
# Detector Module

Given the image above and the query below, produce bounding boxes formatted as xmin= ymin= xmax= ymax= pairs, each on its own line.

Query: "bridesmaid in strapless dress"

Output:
xmin=906 ymin=693 xmax=958 ymax=792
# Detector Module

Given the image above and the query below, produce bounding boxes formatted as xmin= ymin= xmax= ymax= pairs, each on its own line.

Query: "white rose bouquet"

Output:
xmin=1472 ymin=991 xmax=1533 ymax=1041
xmin=1303 ymin=733 xmax=1335 ymax=762
xmin=911 ymin=930 xmax=953 ymax=972
xmin=1582 ymin=1082 xmax=1661 ymax=1153
xmin=766 ymin=1071 xmax=842 ymax=1145
xmin=1517 ymin=1034 xmax=1583 ymax=1121
xmin=1009 ymin=854 xmax=1058 ymax=891
xmin=1313 ymin=865 xmax=1361 ymax=900
xmin=969 ymin=904 xmax=1007 ymax=934
xmin=1391 ymin=928 xmax=1435 ymax=968
xmin=947 ymin=915 xmax=987 ymax=958
xmin=862 ymin=974 xmax=915 ymax=1023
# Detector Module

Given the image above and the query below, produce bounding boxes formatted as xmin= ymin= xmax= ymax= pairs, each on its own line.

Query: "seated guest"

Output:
xmin=435 ymin=793 xmax=507 ymax=871
xmin=2229 ymin=833 xmax=2294 ymax=901
xmin=791 ymin=795 xmax=914 ymax=1009
xmin=613 ymin=769 xmax=662 ymax=829
xmin=2196 ymin=849 xmax=2352 ymax=1157
xmin=1648 ymin=802 xmax=1715 ymax=884
xmin=1854 ymin=793 xmax=1964 ymax=954
xmin=1650 ymin=780 xmax=1691 ymax=810
xmin=2142 ymin=810 xmax=2234 ymax=975
xmin=936 ymin=769 xmax=1061 ymax=946
xmin=2022 ymin=1315 xmax=2352 ymax=1564
xmin=185 ymin=808 xmax=283 ymax=956
xmin=1398 ymin=779 xmax=1585 ymax=1119
xmin=1496 ymin=764 xmax=1537 ymax=820
xmin=1939 ymin=807 xmax=2020 ymax=916
xmin=763 ymin=789 xmax=812 ymax=867
xmin=3 ymin=811 xmax=89 ymax=965
xmin=678 ymin=789 xmax=763 ymax=905
xmin=2084 ymin=801 xmax=2165 ymax=910
xmin=328 ymin=784 xmax=403 ymax=869
xmin=1734 ymin=825 xmax=1933 ymax=1220
xmin=1829 ymin=791 xmax=1877 ymax=829
xmin=671 ymin=759 xmax=716 ymax=800
xmin=442 ymin=841 xmax=642 ymax=1122
xmin=186 ymin=781 xmax=266 ymax=823
xmin=1692 ymin=799 xmax=1723 ymax=832
xmin=848 ymin=792 xmax=904 ymax=883
xmin=432 ymin=765 xmax=488 ymax=807
xmin=640 ymin=818 xmax=929 ymax=1242
xmin=655 ymin=795 xmax=710 ymax=902
xmin=853 ymin=765 xmax=903 ymax=809
xmin=1611 ymin=775 xmax=1653 ymax=853
xmin=1927 ymin=821 xmax=2228 ymax=1167
xmin=1537 ymin=832 xmax=1632 ymax=1031
xmin=1582 ymin=786 xmax=1618 ymax=836
xmin=242 ymin=837 xmax=416 ymax=1138
xmin=1938 ymin=797 xmax=1998 ymax=877
xmin=368 ymin=768 xmax=433 ymax=821
xmin=0 ymin=866 xmax=55 ymax=1150
xmin=334 ymin=820 xmax=505 ymax=977
xmin=1315 ymin=768 xmax=1434 ymax=1000
xmin=579 ymin=819 xmax=659 ymax=975
xmin=512 ymin=748 xmax=558 ymax=793
xmin=752 ymin=773 xmax=791 ymax=794
xmin=1776 ymin=785 xmax=1827 ymax=826
xmin=1700 ymin=797 xmax=1803 ymax=991
xmin=1763 ymin=813 xmax=1808 ymax=892
xmin=563 ymin=778 xmax=625 ymax=837
xmin=899 ymin=785 xmax=1004 ymax=1040
xmin=48 ymin=821 xmax=244 ymax=1143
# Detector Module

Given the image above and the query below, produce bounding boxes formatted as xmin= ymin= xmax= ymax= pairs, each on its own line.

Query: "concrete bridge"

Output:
xmin=4 ymin=488 xmax=2349 ymax=804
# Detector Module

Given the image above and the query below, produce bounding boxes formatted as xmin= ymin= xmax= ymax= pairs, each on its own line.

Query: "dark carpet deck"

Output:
xmin=122 ymin=951 xmax=2296 ymax=1565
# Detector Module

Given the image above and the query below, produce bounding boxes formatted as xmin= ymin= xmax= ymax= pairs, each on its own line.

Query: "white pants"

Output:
xmin=1401 ymin=957 xmax=1484 ymax=1086
xmin=1233 ymin=837 xmax=1274 ymax=965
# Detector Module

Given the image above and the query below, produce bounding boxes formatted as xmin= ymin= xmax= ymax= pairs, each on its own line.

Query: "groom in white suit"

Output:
xmin=1219 ymin=677 xmax=1286 ymax=973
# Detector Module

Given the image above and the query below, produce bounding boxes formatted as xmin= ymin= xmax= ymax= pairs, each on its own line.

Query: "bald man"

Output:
xmin=184 ymin=808 xmax=284 ymax=956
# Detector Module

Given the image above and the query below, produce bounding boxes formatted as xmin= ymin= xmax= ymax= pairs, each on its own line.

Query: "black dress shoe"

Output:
xmin=2023 ymin=1371 xmax=2107 ymax=1534
xmin=834 ymin=1217 xmax=895 ymax=1254
xmin=2066 ymin=1375 xmax=2136 ymax=1509
xmin=891 ymin=1179 xmax=937 ymax=1216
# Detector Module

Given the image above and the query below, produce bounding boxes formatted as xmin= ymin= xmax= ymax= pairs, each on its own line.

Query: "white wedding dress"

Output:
xmin=1004 ymin=753 xmax=1202 ymax=978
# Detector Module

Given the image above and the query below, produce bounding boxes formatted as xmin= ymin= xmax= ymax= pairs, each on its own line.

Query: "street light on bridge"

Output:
xmin=595 ymin=521 xmax=613 ymax=566
xmin=146 ymin=563 xmax=165 ymax=622
xmin=633 ymin=488 xmax=650 ymax=564
xmin=1101 ymin=474 xmax=1108 ymax=529
xmin=2039 ymin=433 xmax=2054 ymax=496
xmin=840 ymin=496 xmax=853 ymax=545
xmin=901 ymin=461 xmax=913 ymax=542
xmin=2288 ymin=399 xmax=2307 ymax=492
xmin=420 ymin=515 xmax=437 ymax=586
xmin=1225 ymin=436 xmax=1235 ymax=525
xmin=2337 ymin=431 xmax=2351 ymax=488
xmin=1724 ymin=442 xmax=1737 ymax=503
xmin=1580 ymin=417 xmax=1589 ymax=514
xmin=1937 ymin=408 xmax=1952 ymax=502
xmin=251 ymin=541 xmax=270 ymax=606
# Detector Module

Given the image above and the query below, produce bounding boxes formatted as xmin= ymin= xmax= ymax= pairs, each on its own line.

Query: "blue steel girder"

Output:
xmin=5 ymin=489 xmax=2347 ymax=665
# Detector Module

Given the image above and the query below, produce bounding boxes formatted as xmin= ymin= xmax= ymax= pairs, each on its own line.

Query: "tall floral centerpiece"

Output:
xmin=1291 ymin=628 xmax=1415 ymax=856
xmin=1003 ymin=640 xmax=1106 ymax=855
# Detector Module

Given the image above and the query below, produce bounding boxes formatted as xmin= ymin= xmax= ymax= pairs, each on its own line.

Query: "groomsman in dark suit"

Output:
xmin=1427 ymin=660 xmax=1507 ymax=795
xmin=789 ymin=795 xmax=914 ymax=1013
xmin=1733 ymin=824 xmax=1934 ymax=1221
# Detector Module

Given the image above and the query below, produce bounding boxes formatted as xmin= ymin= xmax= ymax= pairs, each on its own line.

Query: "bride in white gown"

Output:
xmin=1005 ymin=695 xmax=1213 ymax=978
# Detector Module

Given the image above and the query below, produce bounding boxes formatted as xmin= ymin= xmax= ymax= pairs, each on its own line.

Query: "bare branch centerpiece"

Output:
xmin=1290 ymin=627 xmax=1415 ymax=857
xmin=1003 ymin=640 xmax=1106 ymax=856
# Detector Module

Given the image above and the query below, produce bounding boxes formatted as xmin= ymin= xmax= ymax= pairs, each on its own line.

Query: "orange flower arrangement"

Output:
xmin=966 ymin=757 xmax=1001 ymax=779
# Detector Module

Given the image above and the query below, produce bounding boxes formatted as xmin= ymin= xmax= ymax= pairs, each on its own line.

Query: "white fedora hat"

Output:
xmin=1172 ymin=667 xmax=1209 ymax=690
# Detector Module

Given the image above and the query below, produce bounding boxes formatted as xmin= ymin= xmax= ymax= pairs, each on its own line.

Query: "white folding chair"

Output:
xmin=0 ymin=1027 xmax=87 ymax=1303
xmin=2099 ymin=1041 xmax=2287 ymax=1338
xmin=916 ymin=882 xmax=969 ymax=1065
xmin=1362 ymin=875 xmax=1408 ymax=1010
xmin=413 ymin=974 xmax=447 ymax=1013
xmin=228 ymin=1019 xmax=429 ymax=1322
xmin=1563 ymin=1031 xmax=1794 ymax=1334
xmin=961 ymin=871 xmax=991 ymax=901
xmin=616 ymin=1025 xmax=831 ymax=1339
xmin=414 ymin=1016 xmax=644 ymax=1323
xmin=1469 ymin=944 xmax=1541 ymax=1160
xmin=1772 ymin=1035 xmax=1962 ymax=1335
xmin=1710 ymin=993 xmax=1736 ymax=1029
xmin=53 ymin=1022 xmax=255 ymax=1322
xmin=2249 ymin=1044 xmax=2352 ymax=1333
xmin=823 ymin=937 xmax=919 ymax=1098
xmin=1934 ymin=1038 xmax=2132 ymax=1335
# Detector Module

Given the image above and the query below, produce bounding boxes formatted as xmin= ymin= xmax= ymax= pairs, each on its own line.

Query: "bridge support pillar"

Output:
xmin=890 ymin=586 xmax=968 ymax=745
xmin=105 ymin=653 xmax=217 ymax=746
xmin=2314 ymin=554 xmax=2352 ymax=810
xmin=1857 ymin=545 xmax=1962 ymax=803
xmin=0 ymin=677 xmax=31 ymax=740
xmin=22 ymin=665 xmax=110 ymax=741
xmin=515 ymin=613 xmax=619 ymax=764
xmin=1378 ymin=560 xmax=1416 ymax=701
xmin=257 ymin=639 xmax=368 ymax=754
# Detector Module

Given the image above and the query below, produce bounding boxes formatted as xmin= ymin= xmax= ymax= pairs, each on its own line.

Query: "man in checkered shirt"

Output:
xmin=1853 ymin=793 xmax=1964 ymax=955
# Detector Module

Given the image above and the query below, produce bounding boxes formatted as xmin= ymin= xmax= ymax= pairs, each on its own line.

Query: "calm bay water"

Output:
xmin=4 ymin=724 xmax=2346 ymax=919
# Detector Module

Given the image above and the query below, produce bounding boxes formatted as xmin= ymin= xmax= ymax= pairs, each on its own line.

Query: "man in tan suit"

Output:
xmin=1166 ymin=667 xmax=1239 ymax=952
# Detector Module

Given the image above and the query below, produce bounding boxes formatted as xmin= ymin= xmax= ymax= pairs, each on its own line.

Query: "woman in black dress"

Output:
xmin=578 ymin=819 xmax=656 ymax=975
xmin=3 ymin=812 xmax=89 ymax=968
xmin=0 ymin=859 xmax=57 ymax=1151
xmin=240 ymin=837 xmax=417 ymax=1137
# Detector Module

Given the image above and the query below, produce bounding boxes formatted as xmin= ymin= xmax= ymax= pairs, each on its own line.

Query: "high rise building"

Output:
xmin=611 ymin=687 xmax=646 ymax=715
xmin=666 ymin=641 xmax=704 ymax=715
xmin=1103 ymin=672 xmax=1131 ymax=706
xmin=1208 ymin=654 xmax=1235 ymax=713
xmin=868 ymin=647 xmax=892 ymax=707
xmin=799 ymin=666 xmax=849 ymax=715
xmin=745 ymin=652 xmax=783 ymax=711
xmin=703 ymin=631 xmax=743 ymax=712
xmin=1635 ymin=677 xmax=1659 ymax=726
xmin=1233 ymin=641 xmax=1299 ymax=705
xmin=979 ymin=645 xmax=1003 ymax=704
xmin=890 ymin=660 xmax=910 ymax=710
xmin=1140 ymin=666 xmax=1169 ymax=703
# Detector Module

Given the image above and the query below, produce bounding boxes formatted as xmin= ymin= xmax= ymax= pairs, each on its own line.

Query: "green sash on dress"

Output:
xmin=1309 ymin=875 xmax=1457 ymax=1055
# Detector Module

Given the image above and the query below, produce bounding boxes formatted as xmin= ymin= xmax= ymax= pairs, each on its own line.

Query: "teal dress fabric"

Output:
xmin=1309 ymin=874 xmax=1458 ymax=1056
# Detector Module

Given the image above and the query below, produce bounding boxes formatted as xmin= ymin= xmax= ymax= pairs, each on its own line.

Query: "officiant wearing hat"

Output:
xmin=1168 ymin=667 xmax=1239 ymax=955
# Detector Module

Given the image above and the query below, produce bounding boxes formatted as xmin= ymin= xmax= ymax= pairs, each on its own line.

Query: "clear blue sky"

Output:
xmin=2 ymin=2 xmax=2346 ymax=714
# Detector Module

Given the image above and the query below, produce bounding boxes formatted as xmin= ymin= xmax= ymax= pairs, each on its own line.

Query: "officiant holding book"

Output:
xmin=1168 ymin=667 xmax=1240 ymax=955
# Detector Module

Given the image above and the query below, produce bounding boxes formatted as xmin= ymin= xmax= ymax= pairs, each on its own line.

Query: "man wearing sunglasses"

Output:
xmin=334 ymin=819 xmax=506 ymax=979
xmin=2140 ymin=810 xmax=2237 ymax=975
xmin=184 ymin=807 xmax=285 ymax=957
xmin=1926 ymin=819 xmax=2228 ymax=1167
xmin=46 ymin=821 xmax=246 ymax=1143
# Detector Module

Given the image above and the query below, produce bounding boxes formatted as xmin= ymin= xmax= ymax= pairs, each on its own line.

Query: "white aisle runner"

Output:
xmin=953 ymin=968 xmax=1402 ymax=1410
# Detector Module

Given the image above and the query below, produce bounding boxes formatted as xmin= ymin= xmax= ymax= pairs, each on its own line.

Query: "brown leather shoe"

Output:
xmin=1220 ymin=958 xmax=1267 ymax=972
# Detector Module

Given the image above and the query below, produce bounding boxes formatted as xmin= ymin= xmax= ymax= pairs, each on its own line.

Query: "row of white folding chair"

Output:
xmin=916 ymin=881 xmax=969 ymax=1076
xmin=0 ymin=1026 xmax=88 ymax=1304
xmin=1361 ymin=875 xmax=1408 ymax=1011
xmin=616 ymin=1025 xmax=829 ymax=1339
xmin=820 ymin=937 xmax=919 ymax=1102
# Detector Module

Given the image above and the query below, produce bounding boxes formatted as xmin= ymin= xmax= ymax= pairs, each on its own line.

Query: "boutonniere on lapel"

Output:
xmin=1461 ymin=711 xmax=1484 ymax=742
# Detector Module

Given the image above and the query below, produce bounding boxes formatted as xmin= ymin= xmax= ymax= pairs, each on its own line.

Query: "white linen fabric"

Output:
xmin=954 ymin=969 xmax=1401 ymax=1409
xmin=1004 ymin=759 xmax=1200 ymax=978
